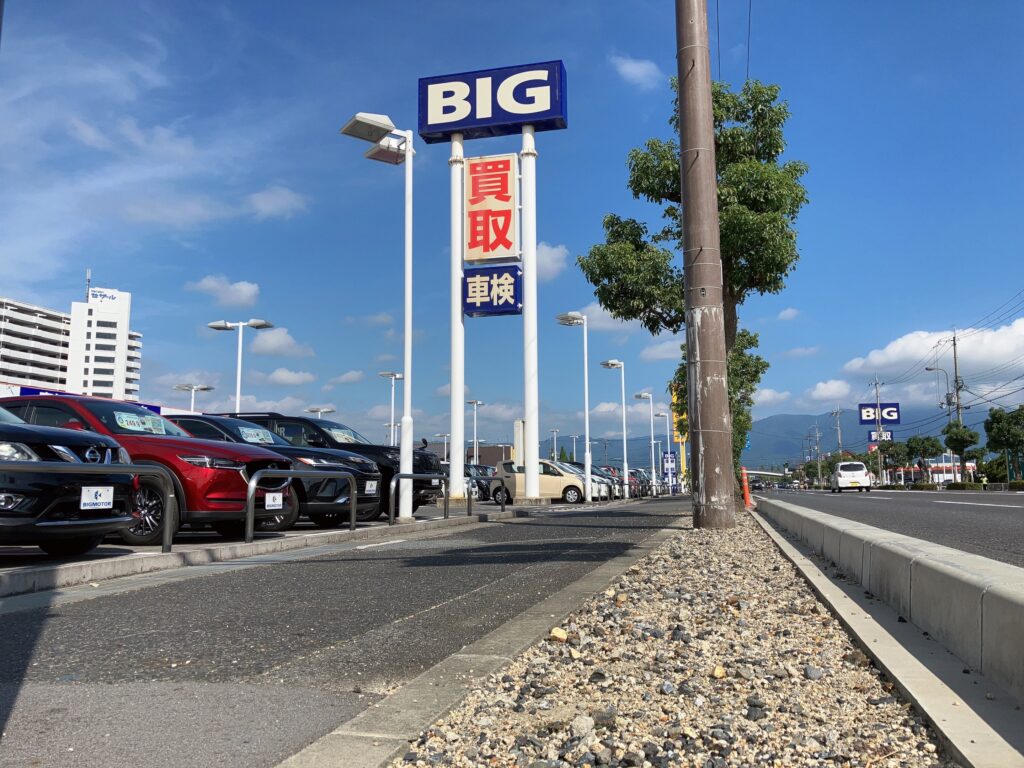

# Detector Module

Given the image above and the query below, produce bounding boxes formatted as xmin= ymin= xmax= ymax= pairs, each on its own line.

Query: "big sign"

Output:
xmin=418 ymin=61 xmax=568 ymax=143
xmin=464 ymin=153 xmax=519 ymax=262
xmin=463 ymin=265 xmax=523 ymax=317
xmin=859 ymin=402 xmax=901 ymax=425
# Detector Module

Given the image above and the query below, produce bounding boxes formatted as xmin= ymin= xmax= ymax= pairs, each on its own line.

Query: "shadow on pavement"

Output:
xmin=0 ymin=575 xmax=53 ymax=742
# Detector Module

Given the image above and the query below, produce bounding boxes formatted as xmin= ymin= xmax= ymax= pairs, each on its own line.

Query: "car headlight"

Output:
xmin=117 ymin=447 xmax=132 ymax=465
xmin=179 ymin=455 xmax=245 ymax=470
xmin=296 ymin=456 xmax=346 ymax=468
xmin=0 ymin=442 xmax=40 ymax=462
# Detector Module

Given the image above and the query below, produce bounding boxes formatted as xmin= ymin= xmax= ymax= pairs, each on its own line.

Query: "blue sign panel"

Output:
xmin=17 ymin=386 xmax=162 ymax=413
xmin=462 ymin=265 xmax=523 ymax=317
xmin=859 ymin=402 xmax=901 ymax=425
xmin=418 ymin=61 xmax=568 ymax=144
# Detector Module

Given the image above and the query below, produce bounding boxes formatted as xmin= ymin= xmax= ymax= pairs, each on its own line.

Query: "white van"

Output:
xmin=831 ymin=461 xmax=871 ymax=493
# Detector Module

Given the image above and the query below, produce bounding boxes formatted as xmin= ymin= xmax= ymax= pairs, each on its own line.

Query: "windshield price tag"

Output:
xmin=265 ymin=492 xmax=283 ymax=510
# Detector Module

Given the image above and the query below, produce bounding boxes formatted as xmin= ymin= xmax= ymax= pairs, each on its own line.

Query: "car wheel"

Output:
xmin=865 ymin=488 xmax=871 ymax=493
xmin=493 ymin=487 xmax=511 ymax=506
xmin=38 ymin=535 xmax=105 ymax=557
xmin=563 ymin=486 xmax=582 ymax=504
xmin=255 ymin=492 xmax=300 ymax=532
xmin=212 ymin=521 xmax=245 ymax=539
xmin=121 ymin=479 xmax=168 ymax=546
xmin=836 ymin=488 xmax=842 ymax=493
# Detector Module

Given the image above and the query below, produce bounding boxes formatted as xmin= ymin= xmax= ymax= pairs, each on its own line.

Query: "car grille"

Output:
xmin=246 ymin=460 xmax=291 ymax=490
xmin=414 ymin=452 xmax=441 ymax=473
xmin=49 ymin=445 xmax=114 ymax=464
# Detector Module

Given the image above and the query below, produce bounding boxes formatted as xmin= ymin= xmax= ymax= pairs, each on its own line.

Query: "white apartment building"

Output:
xmin=0 ymin=287 xmax=142 ymax=401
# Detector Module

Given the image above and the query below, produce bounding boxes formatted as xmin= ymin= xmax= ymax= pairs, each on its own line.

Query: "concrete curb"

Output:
xmin=0 ymin=510 xmax=518 ymax=599
xmin=757 ymin=496 xmax=1024 ymax=704
xmin=276 ymin=507 xmax=689 ymax=768
xmin=750 ymin=505 xmax=1024 ymax=768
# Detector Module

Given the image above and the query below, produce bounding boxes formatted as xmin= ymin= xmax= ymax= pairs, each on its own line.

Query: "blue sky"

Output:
xmin=2 ymin=1 xmax=1023 ymax=447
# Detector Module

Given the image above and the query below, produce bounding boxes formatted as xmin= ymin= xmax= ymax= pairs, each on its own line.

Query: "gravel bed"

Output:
xmin=392 ymin=512 xmax=958 ymax=768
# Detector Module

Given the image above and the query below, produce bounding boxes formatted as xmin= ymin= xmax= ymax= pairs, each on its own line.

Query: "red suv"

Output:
xmin=0 ymin=395 xmax=294 ymax=545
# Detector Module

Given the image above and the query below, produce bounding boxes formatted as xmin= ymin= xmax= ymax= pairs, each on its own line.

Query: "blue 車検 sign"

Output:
xmin=418 ymin=61 xmax=568 ymax=144
xmin=859 ymin=402 xmax=901 ymax=425
xmin=463 ymin=265 xmax=523 ymax=317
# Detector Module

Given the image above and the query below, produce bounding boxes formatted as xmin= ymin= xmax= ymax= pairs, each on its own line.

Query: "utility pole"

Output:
xmin=873 ymin=377 xmax=885 ymax=485
xmin=676 ymin=0 xmax=734 ymax=528
xmin=952 ymin=328 xmax=964 ymax=425
xmin=831 ymin=407 xmax=843 ymax=458
xmin=812 ymin=424 xmax=822 ymax=490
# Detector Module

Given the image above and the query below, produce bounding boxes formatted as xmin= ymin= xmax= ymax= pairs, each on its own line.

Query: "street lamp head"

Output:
xmin=634 ymin=392 xmax=652 ymax=401
xmin=378 ymin=371 xmax=402 ymax=380
xmin=467 ymin=399 xmax=484 ymax=407
xmin=306 ymin=406 xmax=336 ymax=416
xmin=434 ymin=433 xmax=450 ymax=438
xmin=340 ymin=112 xmax=396 ymax=143
xmin=601 ymin=359 xmax=623 ymax=369
xmin=174 ymin=383 xmax=214 ymax=393
xmin=364 ymin=134 xmax=409 ymax=165
xmin=247 ymin=318 xmax=273 ymax=329
xmin=655 ymin=412 xmax=668 ymax=418
xmin=207 ymin=320 xmax=232 ymax=331
xmin=556 ymin=311 xmax=584 ymax=327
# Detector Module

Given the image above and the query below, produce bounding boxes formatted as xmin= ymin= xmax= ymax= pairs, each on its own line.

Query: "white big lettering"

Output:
xmin=427 ymin=82 xmax=472 ymax=125
xmin=882 ymin=407 xmax=899 ymax=420
xmin=496 ymin=70 xmax=550 ymax=115
xmin=475 ymin=77 xmax=493 ymax=119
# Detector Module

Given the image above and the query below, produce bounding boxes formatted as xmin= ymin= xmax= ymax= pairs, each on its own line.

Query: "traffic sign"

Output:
xmin=418 ymin=61 xmax=568 ymax=143
xmin=869 ymin=430 xmax=893 ymax=442
xmin=859 ymin=402 xmax=901 ymax=425
xmin=663 ymin=451 xmax=676 ymax=470
xmin=462 ymin=265 xmax=523 ymax=317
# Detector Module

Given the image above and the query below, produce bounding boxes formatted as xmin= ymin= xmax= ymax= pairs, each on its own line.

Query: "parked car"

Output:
xmin=490 ymin=460 xmax=585 ymax=505
xmin=166 ymin=414 xmax=382 ymax=527
xmin=563 ymin=460 xmax=612 ymax=500
xmin=1 ymin=395 xmax=294 ymax=544
xmin=0 ymin=404 xmax=136 ymax=556
xmin=227 ymin=413 xmax=442 ymax=515
xmin=467 ymin=463 xmax=495 ymax=500
xmin=830 ymin=461 xmax=872 ymax=493
xmin=438 ymin=462 xmax=480 ymax=500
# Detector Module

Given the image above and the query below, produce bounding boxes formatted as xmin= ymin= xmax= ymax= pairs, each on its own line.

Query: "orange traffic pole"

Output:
xmin=741 ymin=467 xmax=753 ymax=509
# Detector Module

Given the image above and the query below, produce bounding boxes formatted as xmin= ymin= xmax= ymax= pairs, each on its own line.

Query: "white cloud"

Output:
xmin=67 ymin=116 xmax=113 ymax=150
xmin=152 ymin=369 xmax=222 ymax=390
xmin=186 ymin=274 xmax=260 ymax=307
xmin=608 ymin=54 xmax=665 ymax=91
xmin=375 ymin=353 xmax=398 ymax=362
xmin=808 ymin=379 xmax=851 ymax=402
xmin=246 ymin=185 xmax=307 ymax=220
xmin=331 ymin=370 xmax=364 ymax=384
xmin=267 ymin=367 xmax=315 ymax=386
xmin=250 ymin=327 xmax=313 ymax=357
xmin=202 ymin=393 xmax=308 ymax=415
xmin=640 ymin=338 xmax=683 ymax=362
xmin=777 ymin=308 xmax=800 ymax=321
xmin=784 ymin=345 xmax=819 ymax=358
xmin=480 ymin=403 xmax=520 ymax=422
xmin=537 ymin=242 xmax=569 ymax=282
xmin=577 ymin=302 xmax=644 ymax=333
xmin=589 ymin=399 xmax=670 ymax=425
xmin=753 ymin=388 xmax=791 ymax=406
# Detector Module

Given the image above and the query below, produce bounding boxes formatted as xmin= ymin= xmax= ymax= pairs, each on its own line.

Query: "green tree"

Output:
xmin=942 ymin=422 xmax=979 ymax=481
xmin=671 ymin=329 xmax=769 ymax=473
xmin=907 ymin=435 xmax=945 ymax=460
xmin=558 ymin=446 xmax=569 ymax=462
xmin=577 ymin=79 xmax=809 ymax=351
xmin=879 ymin=441 xmax=910 ymax=480
xmin=984 ymin=407 xmax=1024 ymax=480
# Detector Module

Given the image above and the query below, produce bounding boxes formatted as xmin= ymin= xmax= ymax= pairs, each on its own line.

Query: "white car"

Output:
xmin=831 ymin=461 xmax=872 ymax=493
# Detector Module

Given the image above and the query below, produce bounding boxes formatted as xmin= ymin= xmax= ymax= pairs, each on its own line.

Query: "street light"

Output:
xmin=558 ymin=311 xmax=592 ymax=501
xmin=466 ymin=400 xmax=484 ymax=464
xmin=383 ymin=422 xmax=398 ymax=443
xmin=601 ymin=359 xmax=628 ymax=499
xmin=434 ymin=433 xmax=450 ymax=462
xmin=656 ymin=412 xmax=674 ymax=495
xmin=342 ymin=111 xmax=416 ymax=521
xmin=379 ymin=372 xmax=404 ymax=446
xmin=635 ymin=392 xmax=656 ymax=496
xmin=305 ymin=406 xmax=336 ymax=420
xmin=174 ymin=383 xmax=213 ymax=413
xmin=925 ymin=366 xmax=954 ymax=424
xmin=550 ymin=427 xmax=560 ymax=459
xmin=207 ymin=318 xmax=274 ymax=412
xmin=568 ymin=434 xmax=581 ymax=461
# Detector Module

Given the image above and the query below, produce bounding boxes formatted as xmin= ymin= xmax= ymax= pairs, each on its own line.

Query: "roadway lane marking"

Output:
xmin=355 ymin=539 xmax=407 ymax=550
xmin=934 ymin=500 xmax=1024 ymax=509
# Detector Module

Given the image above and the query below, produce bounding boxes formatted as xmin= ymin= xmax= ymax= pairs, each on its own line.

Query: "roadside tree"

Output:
xmin=984 ymin=406 xmax=1024 ymax=481
xmin=942 ymin=422 xmax=979 ymax=482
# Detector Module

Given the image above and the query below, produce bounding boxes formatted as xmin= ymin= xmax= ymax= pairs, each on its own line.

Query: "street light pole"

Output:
xmin=174 ymin=383 xmax=213 ymax=413
xmin=602 ymin=360 xmax=628 ymax=499
xmin=207 ymin=319 xmax=273 ymax=412
xmin=550 ymin=428 xmax=559 ymax=459
xmin=435 ymin=433 xmax=450 ymax=462
xmin=656 ymin=412 xmax=673 ymax=494
xmin=467 ymin=400 xmax=484 ymax=464
xmin=557 ymin=311 xmax=592 ymax=501
xmin=635 ymin=392 xmax=656 ymax=496
xmin=379 ymin=372 xmax=403 ymax=445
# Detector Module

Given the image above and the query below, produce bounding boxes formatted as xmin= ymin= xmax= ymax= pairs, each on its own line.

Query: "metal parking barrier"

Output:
xmin=471 ymin=475 xmax=507 ymax=517
xmin=387 ymin=473 xmax=449 ymax=525
xmin=245 ymin=469 xmax=357 ymax=543
xmin=0 ymin=461 xmax=179 ymax=553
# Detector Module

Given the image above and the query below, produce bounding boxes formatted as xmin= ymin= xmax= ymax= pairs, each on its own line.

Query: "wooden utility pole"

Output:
xmin=675 ymin=0 xmax=734 ymax=528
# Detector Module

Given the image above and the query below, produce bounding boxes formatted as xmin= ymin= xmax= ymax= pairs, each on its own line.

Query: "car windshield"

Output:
xmin=0 ymin=406 xmax=24 ymax=424
xmin=318 ymin=419 xmax=371 ymax=444
xmin=557 ymin=462 xmax=584 ymax=475
xmin=81 ymin=400 xmax=189 ymax=437
xmin=839 ymin=462 xmax=867 ymax=472
xmin=222 ymin=418 xmax=291 ymax=446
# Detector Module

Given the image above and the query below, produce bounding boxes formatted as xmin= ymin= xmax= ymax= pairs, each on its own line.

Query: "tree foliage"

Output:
xmin=942 ymin=422 xmax=980 ymax=481
xmin=907 ymin=435 xmax=945 ymax=461
xmin=984 ymin=407 xmax=1024 ymax=455
xmin=879 ymin=440 xmax=909 ymax=469
xmin=577 ymin=79 xmax=809 ymax=351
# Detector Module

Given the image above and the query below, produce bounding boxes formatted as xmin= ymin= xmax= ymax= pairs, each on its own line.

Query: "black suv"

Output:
xmin=167 ymin=414 xmax=383 ymax=525
xmin=0 ymin=405 xmax=136 ymax=556
xmin=225 ymin=413 xmax=442 ymax=514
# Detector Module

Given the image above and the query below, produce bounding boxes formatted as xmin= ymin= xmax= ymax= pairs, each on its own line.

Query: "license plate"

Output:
xmin=850 ymin=482 xmax=859 ymax=486
xmin=80 ymin=486 xmax=114 ymax=510
xmin=266 ymin=492 xmax=283 ymax=510
xmin=431 ymin=478 xmax=439 ymax=485
xmin=365 ymin=481 xmax=378 ymax=495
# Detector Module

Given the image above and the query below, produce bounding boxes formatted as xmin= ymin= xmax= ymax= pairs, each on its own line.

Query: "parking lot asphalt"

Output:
xmin=0 ymin=498 xmax=686 ymax=768
xmin=759 ymin=488 xmax=1024 ymax=567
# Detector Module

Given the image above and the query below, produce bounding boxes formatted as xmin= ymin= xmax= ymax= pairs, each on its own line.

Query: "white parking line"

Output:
xmin=354 ymin=539 xmax=408 ymax=550
xmin=934 ymin=500 xmax=1024 ymax=509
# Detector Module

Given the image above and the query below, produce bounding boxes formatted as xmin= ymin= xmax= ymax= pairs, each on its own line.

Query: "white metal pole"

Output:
xmin=664 ymin=412 xmax=673 ymax=495
xmin=443 ymin=434 xmax=448 ymax=462
xmin=521 ymin=125 xmax=540 ymax=499
xmin=449 ymin=134 xmax=466 ymax=499
xmin=189 ymin=388 xmax=197 ymax=414
xmin=648 ymin=397 xmax=656 ymax=496
xmin=571 ymin=435 xmax=577 ymax=461
xmin=390 ymin=377 xmax=397 ymax=446
xmin=472 ymin=403 xmax=478 ymax=464
xmin=553 ymin=430 xmax=558 ymax=459
xmin=398 ymin=130 xmax=414 ymax=521
xmin=234 ymin=323 xmax=244 ymax=413
xmin=620 ymin=364 xmax=629 ymax=499
xmin=582 ymin=316 xmax=592 ymax=502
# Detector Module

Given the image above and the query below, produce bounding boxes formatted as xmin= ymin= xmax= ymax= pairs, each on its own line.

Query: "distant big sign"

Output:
xmin=418 ymin=61 xmax=568 ymax=143
xmin=859 ymin=403 xmax=901 ymax=425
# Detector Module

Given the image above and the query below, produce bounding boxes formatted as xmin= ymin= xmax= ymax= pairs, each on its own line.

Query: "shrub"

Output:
xmin=878 ymin=484 xmax=906 ymax=490
xmin=1009 ymin=481 xmax=1024 ymax=491
xmin=944 ymin=482 xmax=983 ymax=491
xmin=911 ymin=483 xmax=938 ymax=491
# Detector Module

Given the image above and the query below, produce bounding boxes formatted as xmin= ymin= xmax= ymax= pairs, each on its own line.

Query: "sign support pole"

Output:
xmin=449 ymin=133 xmax=466 ymax=498
xmin=398 ymin=129 xmax=415 ymax=521
xmin=521 ymin=125 xmax=540 ymax=499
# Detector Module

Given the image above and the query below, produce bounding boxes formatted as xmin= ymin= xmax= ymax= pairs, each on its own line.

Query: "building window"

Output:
xmin=85 ymin=344 xmax=90 ymax=350
xmin=95 ymin=344 xmax=115 ymax=351
xmin=83 ymin=380 xmax=88 ymax=387
xmin=93 ymin=380 xmax=113 ymax=388
xmin=83 ymin=368 xmax=89 ymax=375
xmin=84 ymin=356 xmax=89 ymax=362
xmin=93 ymin=368 xmax=114 ymax=375
xmin=96 ymin=332 xmax=117 ymax=340
xmin=95 ymin=356 xmax=114 ymax=363
xmin=97 ymin=321 xmax=117 ymax=328
xmin=88 ymin=309 xmax=93 ymax=316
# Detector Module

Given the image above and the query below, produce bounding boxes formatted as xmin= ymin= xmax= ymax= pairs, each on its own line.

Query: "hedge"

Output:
xmin=1009 ymin=481 xmax=1024 ymax=491
xmin=911 ymin=483 xmax=938 ymax=491
xmin=878 ymin=484 xmax=906 ymax=490
xmin=943 ymin=482 xmax=983 ymax=491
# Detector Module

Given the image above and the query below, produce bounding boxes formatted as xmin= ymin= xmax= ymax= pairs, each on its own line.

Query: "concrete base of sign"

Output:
xmin=392 ymin=516 xmax=418 ymax=525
